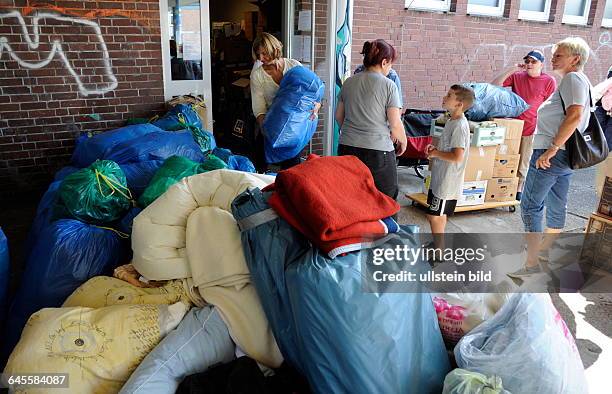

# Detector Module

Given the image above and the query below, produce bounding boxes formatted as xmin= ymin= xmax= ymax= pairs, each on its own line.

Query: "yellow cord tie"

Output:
xmin=93 ymin=225 xmax=130 ymax=239
xmin=94 ymin=169 xmax=134 ymax=202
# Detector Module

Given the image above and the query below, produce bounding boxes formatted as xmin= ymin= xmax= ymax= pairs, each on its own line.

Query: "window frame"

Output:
xmin=466 ymin=0 xmax=506 ymax=17
xmin=603 ymin=0 xmax=612 ymax=27
xmin=561 ymin=0 xmax=592 ymax=25
xmin=518 ymin=0 xmax=552 ymax=22
xmin=404 ymin=0 xmax=451 ymax=12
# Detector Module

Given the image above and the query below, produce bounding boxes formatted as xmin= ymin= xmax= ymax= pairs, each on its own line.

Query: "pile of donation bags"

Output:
xmin=1 ymin=103 xmax=255 ymax=362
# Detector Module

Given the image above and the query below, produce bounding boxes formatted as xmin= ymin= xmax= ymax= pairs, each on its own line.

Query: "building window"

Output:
xmin=562 ymin=0 xmax=592 ymax=25
xmin=405 ymin=0 xmax=450 ymax=12
xmin=518 ymin=0 xmax=551 ymax=22
xmin=603 ymin=0 xmax=612 ymax=27
xmin=467 ymin=0 xmax=506 ymax=17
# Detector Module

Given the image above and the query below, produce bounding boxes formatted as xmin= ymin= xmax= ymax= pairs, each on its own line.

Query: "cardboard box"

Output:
xmin=596 ymin=155 xmax=612 ymax=198
xmin=430 ymin=119 xmax=444 ymax=137
xmin=598 ymin=176 xmax=612 ymax=219
xmin=471 ymin=123 xmax=506 ymax=147
xmin=493 ymin=154 xmax=520 ymax=178
xmin=492 ymin=118 xmax=524 ymax=140
xmin=457 ymin=180 xmax=488 ymax=207
xmin=580 ymin=213 xmax=612 ymax=272
xmin=496 ymin=138 xmax=521 ymax=155
xmin=486 ymin=177 xmax=519 ymax=202
xmin=464 ymin=146 xmax=496 ymax=181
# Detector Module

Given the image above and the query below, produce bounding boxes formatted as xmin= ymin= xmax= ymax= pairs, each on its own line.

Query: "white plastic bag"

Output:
xmin=455 ymin=293 xmax=588 ymax=394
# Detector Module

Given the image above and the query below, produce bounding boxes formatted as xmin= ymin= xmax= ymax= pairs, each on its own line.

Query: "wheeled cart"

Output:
xmin=406 ymin=193 xmax=519 ymax=213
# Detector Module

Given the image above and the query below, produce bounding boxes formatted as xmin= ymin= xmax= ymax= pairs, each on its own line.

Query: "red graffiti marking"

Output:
xmin=0 ymin=3 xmax=155 ymax=29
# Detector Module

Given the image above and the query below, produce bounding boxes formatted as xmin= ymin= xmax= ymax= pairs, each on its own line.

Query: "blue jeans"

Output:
xmin=520 ymin=149 xmax=573 ymax=232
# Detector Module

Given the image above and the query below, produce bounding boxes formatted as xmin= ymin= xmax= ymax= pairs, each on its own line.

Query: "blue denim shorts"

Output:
xmin=520 ymin=149 xmax=573 ymax=232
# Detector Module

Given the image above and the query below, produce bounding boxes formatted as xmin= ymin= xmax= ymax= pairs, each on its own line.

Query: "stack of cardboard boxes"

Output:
xmin=486 ymin=118 xmax=523 ymax=203
xmin=581 ymin=156 xmax=612 ymax=271
xmin=425 ymin=117 xmax=524 ymax=207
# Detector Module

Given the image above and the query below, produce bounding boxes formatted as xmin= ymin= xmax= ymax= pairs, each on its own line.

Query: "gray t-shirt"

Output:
xmin=338 ymin=71 xmax=401 ymax=152
xmin=534 ymin=72 xmax=591 ymax=150
xmin=430 ymin=115 xmax=470 ymax=200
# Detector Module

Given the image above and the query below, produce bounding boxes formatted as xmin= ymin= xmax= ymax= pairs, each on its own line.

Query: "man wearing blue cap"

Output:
xmin=492 ymin=49 xmax=557 ymax=200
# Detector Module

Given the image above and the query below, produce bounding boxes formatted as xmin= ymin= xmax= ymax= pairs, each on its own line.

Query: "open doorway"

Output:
xmin=209 ymin=0 xmax=282 ymax=169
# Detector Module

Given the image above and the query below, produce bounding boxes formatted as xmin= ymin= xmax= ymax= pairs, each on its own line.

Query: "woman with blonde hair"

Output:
xmin=510 ymin=36 xmax=595 ymax=278
xmin=250 ymin=32 xmax=320 ymax=170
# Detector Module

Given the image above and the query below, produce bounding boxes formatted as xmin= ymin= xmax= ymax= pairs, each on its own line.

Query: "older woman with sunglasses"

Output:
xmin=508 ymin=37 xmax=593 ymax=279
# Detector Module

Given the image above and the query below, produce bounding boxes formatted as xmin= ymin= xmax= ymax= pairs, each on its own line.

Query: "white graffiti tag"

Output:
xmin=0 ymin=10 xmax=118 ymax=96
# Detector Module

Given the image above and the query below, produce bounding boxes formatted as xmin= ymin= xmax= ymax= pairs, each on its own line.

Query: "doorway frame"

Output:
xmin=159 ymin=0 xmax=214 ymax=131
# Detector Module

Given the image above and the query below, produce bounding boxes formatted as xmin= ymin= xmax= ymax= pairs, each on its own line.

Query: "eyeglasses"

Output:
xmin=524 ymin=59 xmax=539 ymax=64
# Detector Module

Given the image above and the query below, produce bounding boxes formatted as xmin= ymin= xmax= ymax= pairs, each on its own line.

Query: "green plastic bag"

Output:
xmin=57 ymin=160 xmax=133 ymax=224
xmin=443 ymin=369 xmax=509 ymax=394
xmin=178 ymin=113 xmax=214 ymax=154
xmin=138 ymin=155 xmax=227 ymax=208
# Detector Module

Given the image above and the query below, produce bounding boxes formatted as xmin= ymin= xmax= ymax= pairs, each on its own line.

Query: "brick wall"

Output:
xmin=352 ymin=0 xmax=612 ymax=110
xmin=0 ymin=0 xmax=165 ymax=197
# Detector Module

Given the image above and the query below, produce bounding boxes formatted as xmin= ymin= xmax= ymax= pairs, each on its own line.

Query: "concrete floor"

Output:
xmin=397 ymin=165 xmax=611 ymax=394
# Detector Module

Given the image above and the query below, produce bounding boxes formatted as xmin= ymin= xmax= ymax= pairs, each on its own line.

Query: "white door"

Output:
xmin=159 ymin=0 xmax=213 ymax=131
xmin=285 ymin=0 xmax=315 ymax=71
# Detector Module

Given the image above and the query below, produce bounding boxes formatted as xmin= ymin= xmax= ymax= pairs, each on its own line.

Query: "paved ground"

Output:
xmin=397 ymin=165 xmax=611 ymax=394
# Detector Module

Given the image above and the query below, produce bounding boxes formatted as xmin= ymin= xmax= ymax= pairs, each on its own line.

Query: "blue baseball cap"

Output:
xmin=523 ymin=50 xmax=545 ymax=63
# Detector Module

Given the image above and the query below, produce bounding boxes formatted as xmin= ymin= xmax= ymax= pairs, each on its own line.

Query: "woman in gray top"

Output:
xmin=510 ymin=37 xmax=593 ymax=278
xmin=335 ymin=39 xmax=407 ymax=200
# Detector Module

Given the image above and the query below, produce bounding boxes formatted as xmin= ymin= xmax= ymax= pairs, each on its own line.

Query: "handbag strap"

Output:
xmin=558 ymin=73 xmax=594 ymax=115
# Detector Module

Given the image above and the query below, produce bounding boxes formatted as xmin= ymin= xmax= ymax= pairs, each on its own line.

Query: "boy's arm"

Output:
xmin=428 ymin=147 xmax=464 ymax=163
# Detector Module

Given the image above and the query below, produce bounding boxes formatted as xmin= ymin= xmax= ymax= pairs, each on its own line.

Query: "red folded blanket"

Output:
xmin=266 ymin=154 xmax=400 ymax=257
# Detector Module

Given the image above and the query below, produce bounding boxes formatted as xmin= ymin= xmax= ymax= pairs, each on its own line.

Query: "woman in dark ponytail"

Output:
xmin=335 ymin=39 xmax=407 ymax=201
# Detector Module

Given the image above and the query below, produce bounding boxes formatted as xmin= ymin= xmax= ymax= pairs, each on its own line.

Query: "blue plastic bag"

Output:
xmin=152 ymin=104 xmax=202 ymax=131
xmin=212 ymin=147 xmax=232 ymax=163
xmin=232 ymin=189 xmax=450 ymax=394
xmin=0 ymin=228 xmax=9 ymax=326
xmin=103 ymin=130 xmax=207 ymax=164
xmin=464 ymin=83 xmax=529 ymax=121
xmin=54 ymin=166 xmax=80 ymax=181
xmin=263 ymin=66 xmax=324 ymax=163
xmin=455 ymin=293 xmax=588 ymax=394
xmin=117 ymin=207 xmax=143 ymax=235
xmin=3 ymin=219 xmax=129 ymax=359
xmin=71 ymin=124 xmax=162 ymax=168
xmin=24 ymin=181 xmax=62 ymax=259
xmin=227 ymin=155 xmax=256 ymax=173
xmin=120 ymin=160 xmax=165 ymax=198
xmin=212 ymin=147 xmax=255 ymax=172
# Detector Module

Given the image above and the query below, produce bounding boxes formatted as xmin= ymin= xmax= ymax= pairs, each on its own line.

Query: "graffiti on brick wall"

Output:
xmin=461 ymin=32 xmax=612 ymax=83
xmin=0 ymin=10 xmax=118 ymax=96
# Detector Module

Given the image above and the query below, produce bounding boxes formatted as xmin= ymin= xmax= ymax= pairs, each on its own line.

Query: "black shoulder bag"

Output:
xmin=559 ymin=81 xmax=609 ymax=170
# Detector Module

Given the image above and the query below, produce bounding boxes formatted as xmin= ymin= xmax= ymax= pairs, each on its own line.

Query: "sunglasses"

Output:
xmin=524 ymin=58 xmax=539 ymax=64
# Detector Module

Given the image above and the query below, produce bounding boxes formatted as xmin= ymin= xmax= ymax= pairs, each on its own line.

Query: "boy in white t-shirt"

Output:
xmin=426 ymin=85 xmax=475 ymax=243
